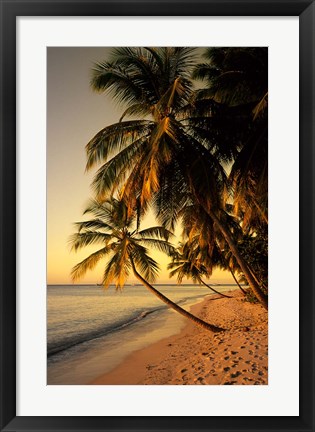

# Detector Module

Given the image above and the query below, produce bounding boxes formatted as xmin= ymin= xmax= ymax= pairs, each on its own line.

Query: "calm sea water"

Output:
xmin=47 ymin=283 xmax=237 ymax=384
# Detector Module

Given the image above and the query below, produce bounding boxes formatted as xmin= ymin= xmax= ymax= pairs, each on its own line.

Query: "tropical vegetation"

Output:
xmin=70 ymin=47 xmax=268 ymax=332
xmin=70 ymin=198 xmax=224 ymax=332
xmin=168 ymin=241 xmax=231 ymax=298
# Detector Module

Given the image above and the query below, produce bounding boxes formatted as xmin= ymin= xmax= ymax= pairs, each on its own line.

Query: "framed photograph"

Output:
xmin=0 ymin=1 xmax=314 ymax=431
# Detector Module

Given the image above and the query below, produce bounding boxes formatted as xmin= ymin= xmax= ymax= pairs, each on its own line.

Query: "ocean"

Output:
xmin=47 ymin=283 xmax=238 ymax=384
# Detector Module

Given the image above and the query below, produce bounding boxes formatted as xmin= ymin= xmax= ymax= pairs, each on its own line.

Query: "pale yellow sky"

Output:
xmin=47 ymin=47 xmax=233 ymax=285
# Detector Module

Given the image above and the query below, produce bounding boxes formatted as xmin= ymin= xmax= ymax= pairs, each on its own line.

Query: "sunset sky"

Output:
xmin=47 ymin=47 xmax=233 ymax=284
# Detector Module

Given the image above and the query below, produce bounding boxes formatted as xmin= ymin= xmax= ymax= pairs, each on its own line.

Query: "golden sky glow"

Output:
xmin=47 ymin=47 xmax=233 ymax=284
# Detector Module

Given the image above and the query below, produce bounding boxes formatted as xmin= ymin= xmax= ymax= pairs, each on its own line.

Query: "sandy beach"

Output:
xmin=91 ymin=290 xmax=268 ymax=385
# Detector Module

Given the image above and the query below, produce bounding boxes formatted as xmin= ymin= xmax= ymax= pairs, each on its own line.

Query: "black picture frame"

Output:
xmin=0 ymin=1 xmax=314 ymax=431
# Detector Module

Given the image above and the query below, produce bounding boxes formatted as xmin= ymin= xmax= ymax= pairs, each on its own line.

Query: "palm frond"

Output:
xmin=101 ymin=248 xmax=131 ymax=290
xmin=138 ymin=238 xmax=175 ymax=255
xmin=86 ymin=120 xmax=153 ymax=170
xmin=91 ymin=136 xmax=146 ymax=199
xmin=91 ymin=61 xmax=148 ymax=107
xmin=69 ymin=231 xmax=112 ymax=252
xmin=192 ymin=63 xmax=220 ymax=81
xmin=119 ymin=103 xmax=152 ymax=121
xmin=110 ymin=47 xmax=162 ymax=102
xmin=137 ymin=226 xmax=173 ymax=240
xmin=74 ymin=219 xmax=114 ymax=233
xmin=131 ymin=246 xmax=160 ymax=283
xmin=253 ymin=92 xmax=268 ymax=120
xmin=71 ymin=246 xmax=111 ymax=281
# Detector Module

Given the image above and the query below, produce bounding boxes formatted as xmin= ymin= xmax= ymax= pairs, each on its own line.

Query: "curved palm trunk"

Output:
xmin=130 ymin=259 xmax=225 ymax=333
xmin=228 ymin=267 xmax=247 ymax=295
xmin=246 ymin=262 xmax=268 ymax=293
xmin=198 ymin=277 xmax=231 ymax=298
xmin=208 ymin=210 xmax=268 ymax=310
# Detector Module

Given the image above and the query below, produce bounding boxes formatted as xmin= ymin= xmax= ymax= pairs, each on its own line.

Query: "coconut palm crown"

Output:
xmin=70 ymin=197 xmax=225 ymax=333
xmin=86 ymin=47 xmax=226 ymax=213
xmin=70 ymin=197 xmax=174 ymax=289
xmin=168 ymin=241 xmax=231 ymax=298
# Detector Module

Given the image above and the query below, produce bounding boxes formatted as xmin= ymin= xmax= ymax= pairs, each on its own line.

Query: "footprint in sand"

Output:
xmin=245 ymin=377 xmax=253 ymax=382
xmin=196 ymin=377 xmax=206 ymax=384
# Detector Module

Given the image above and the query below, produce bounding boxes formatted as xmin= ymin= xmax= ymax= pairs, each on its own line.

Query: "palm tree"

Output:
xmin=219 ymin=232 xmax=267 ymax=296
xmin=168 ymin=242 xmax=231 ymax=298
xmin=192 ymin=47 xmax=268 ymax=299
xmin=85 ymin=47 xmax=267 ymax=309
xmin=193 ymin=47 xmax=268 ymax=233
xmin=224 ymin=261 xmax=247 ymax=295
xmin=69 ymin=197 xmax=224 ymax=332
xmin=192 ymin=47 xmax=268 ymax=112
xmin=179 ymin=201 xmax=248 ymax=296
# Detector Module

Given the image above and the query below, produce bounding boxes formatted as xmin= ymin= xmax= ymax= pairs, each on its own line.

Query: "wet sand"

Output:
xmin=91 ymin=290 xmax=268 ymax=385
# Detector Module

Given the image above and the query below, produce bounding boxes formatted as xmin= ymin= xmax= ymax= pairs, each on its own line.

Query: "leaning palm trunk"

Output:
xmin=130 ymin=259 xmax=225 ymax=333
xmin=198 ymin=277 xmax=231 ymax=298
xmin=208 ymin=210 xmax=268 ymax=310
xmin=247 ymin=262 xmax=268 ymax=293
xmin=228 ymin=266 xmax=247 ymax=296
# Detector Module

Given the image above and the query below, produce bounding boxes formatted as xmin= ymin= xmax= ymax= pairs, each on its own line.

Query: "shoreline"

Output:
xmin=91 ymin=290 xmax=268 ymax=385
xmin=48 ymin=290 xmax=214 ymax=385
xmin=90 ymin=294 xmax=209 ymax=385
